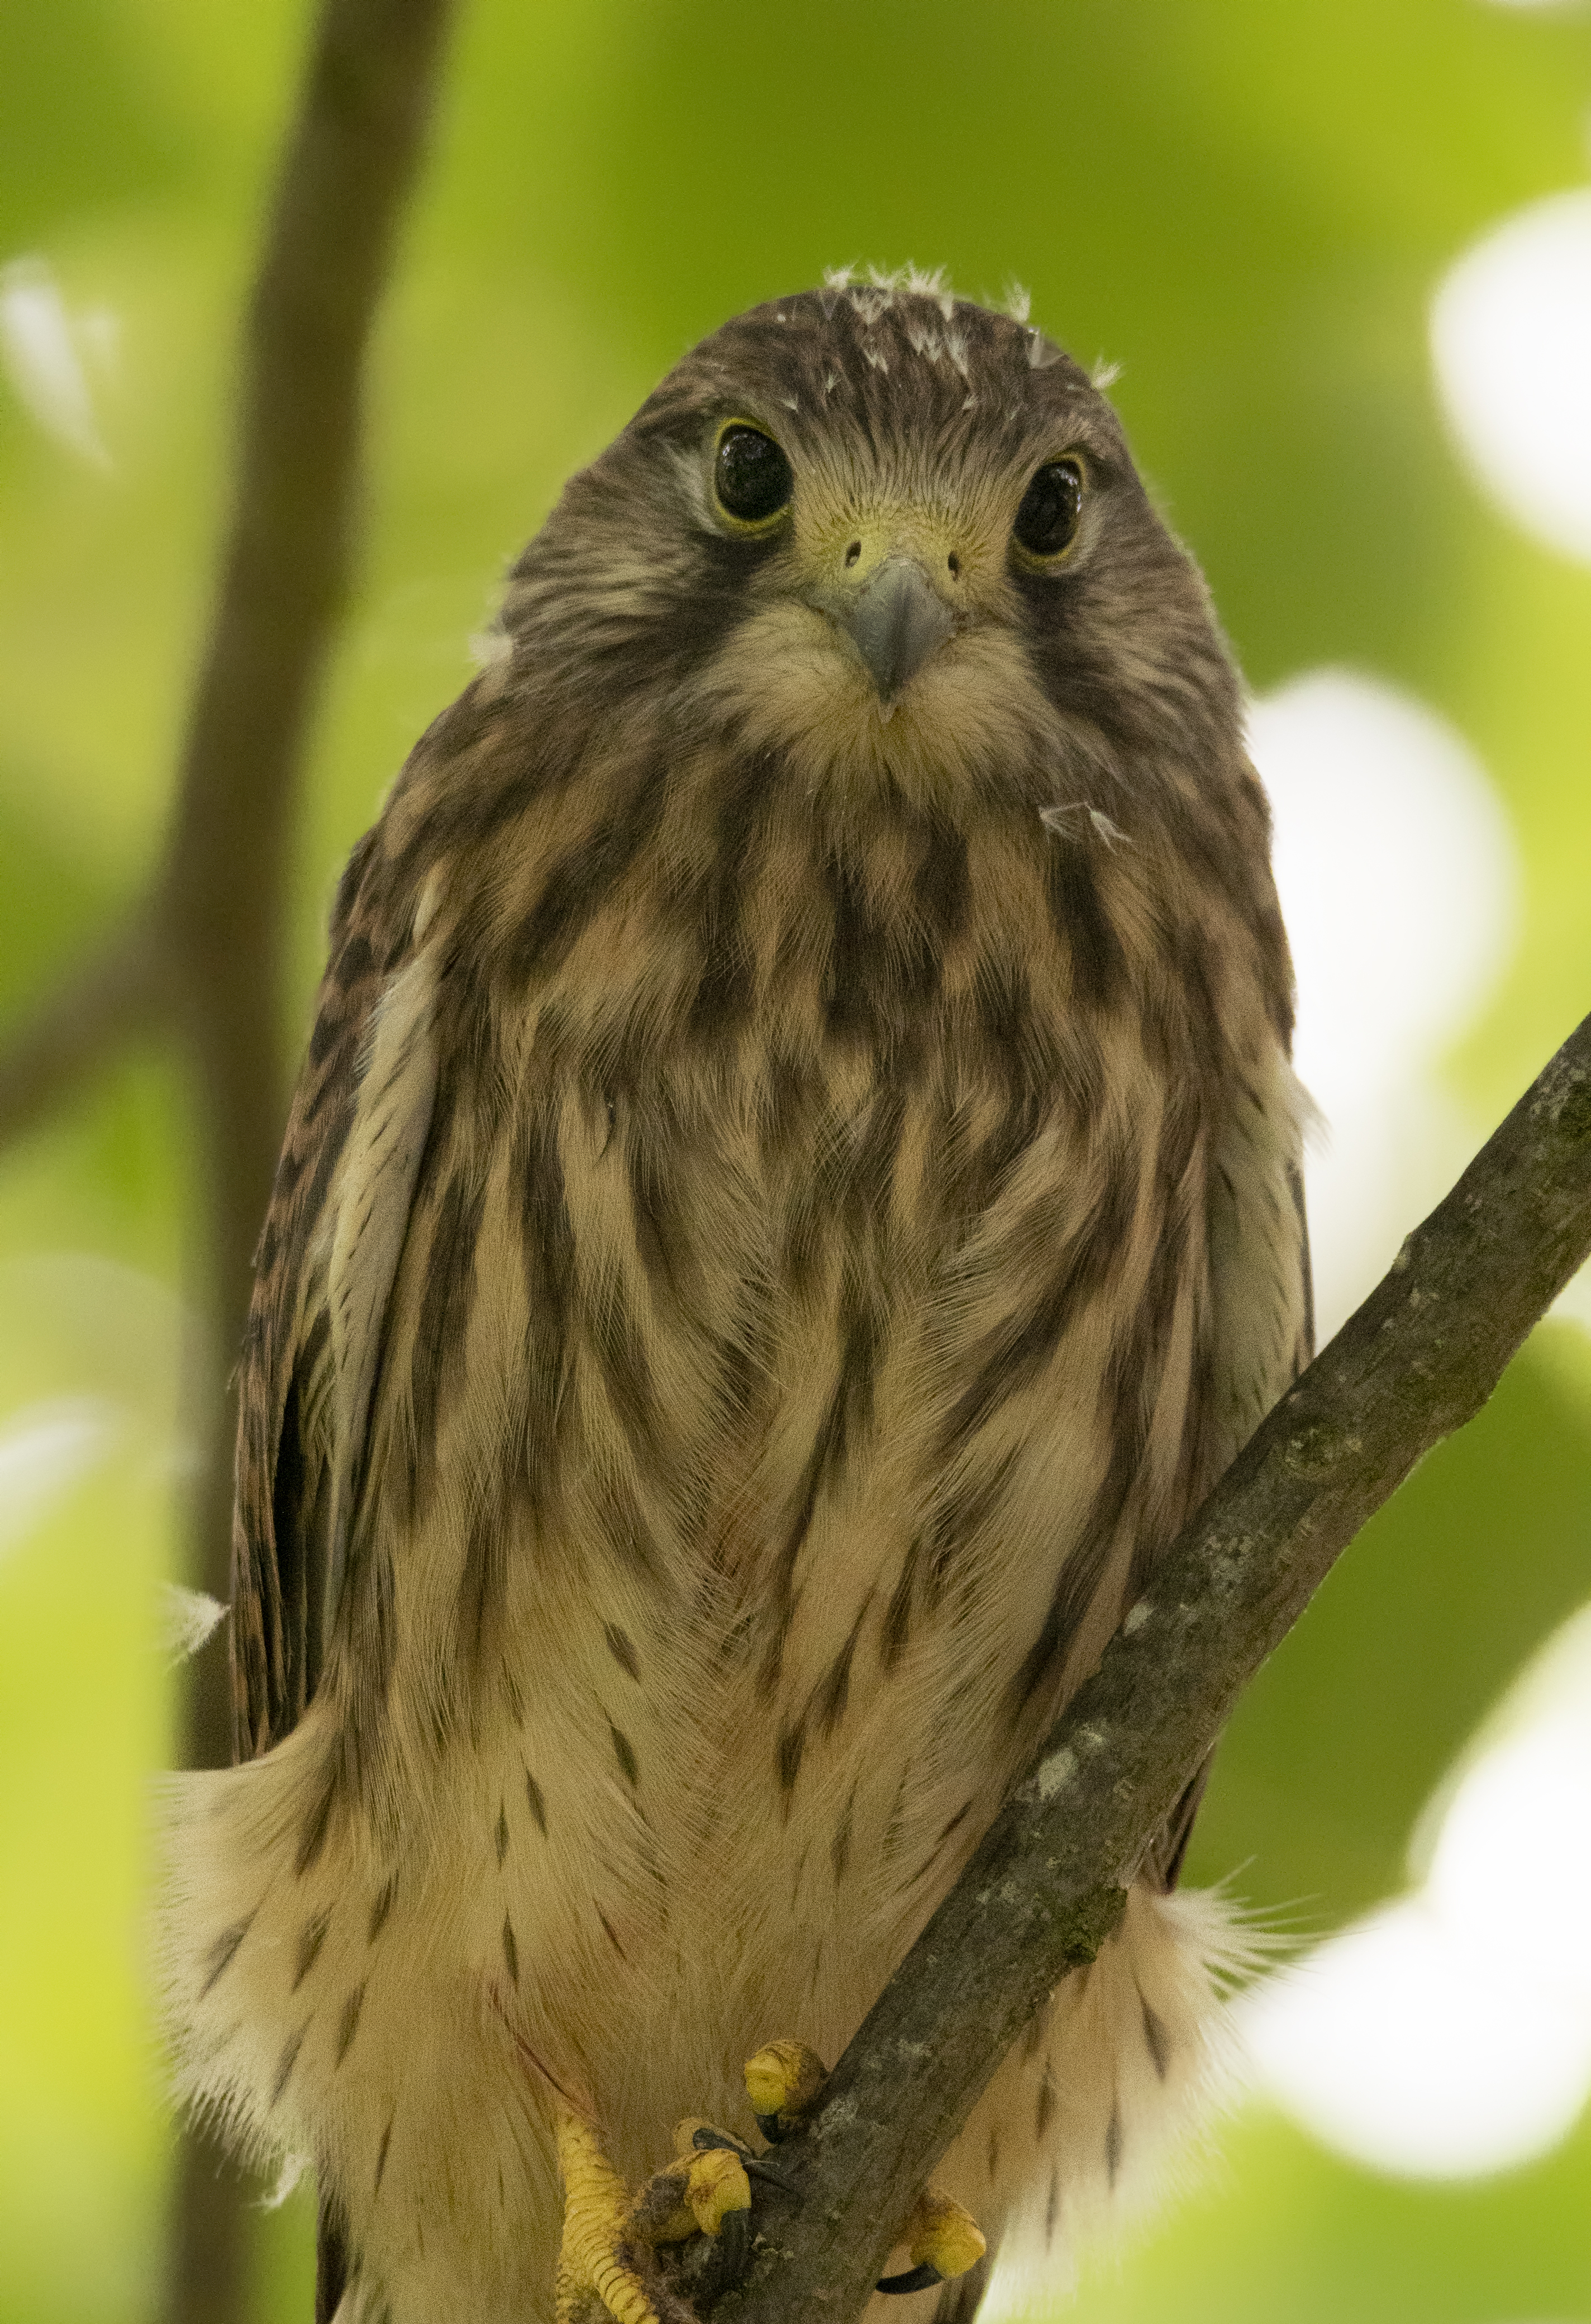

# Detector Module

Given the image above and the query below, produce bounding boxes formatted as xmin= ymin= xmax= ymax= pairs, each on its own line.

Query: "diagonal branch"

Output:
xmin=708 ymin=1007 xmax=1591 ymax=2324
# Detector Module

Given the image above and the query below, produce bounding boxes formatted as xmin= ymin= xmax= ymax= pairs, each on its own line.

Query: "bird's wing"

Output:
xmin=1143 ymin=1061 xmax=1314 ymax=1893
xmin=1201 ymin=1066 xmax=1316 ymax=1474
xmin=230 ymin=834 xmax=440 ymax=1762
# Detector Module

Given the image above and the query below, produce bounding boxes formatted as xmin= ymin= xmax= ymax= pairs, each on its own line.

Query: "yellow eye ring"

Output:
xmin=712 ymin=419 xmax=795 ymax=532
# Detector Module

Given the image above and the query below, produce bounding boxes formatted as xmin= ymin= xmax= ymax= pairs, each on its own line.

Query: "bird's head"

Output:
xmin=504 ymin=273 xmax=1241 ymax=810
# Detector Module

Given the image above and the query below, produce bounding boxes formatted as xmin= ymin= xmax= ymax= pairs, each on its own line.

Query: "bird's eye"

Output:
xmin=713 ymin=423 xmax=794 ymax=527
xmin=1013 ymin=459 xmax=1084 ymax=560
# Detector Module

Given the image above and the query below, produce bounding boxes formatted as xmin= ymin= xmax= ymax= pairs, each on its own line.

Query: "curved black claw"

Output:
xmin=688 ymin=2126 xmax=798 ymax=2194
xmin=715 ymin=2204 xmax=752 ymax=2288
xmin=753 ymin=2110 xmax=789 ymax=2144
xmin=745 ymin=2156 xmax=798 ymax=2193
xmin=877 ymin=2264 xmax=946 ymax=2296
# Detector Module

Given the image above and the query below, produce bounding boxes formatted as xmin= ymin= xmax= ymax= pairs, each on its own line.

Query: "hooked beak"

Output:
xmin=842 ymin=557 xmax=956 ymax=706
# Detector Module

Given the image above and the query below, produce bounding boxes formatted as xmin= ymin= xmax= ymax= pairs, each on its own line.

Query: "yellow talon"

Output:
xmin=906 ymin=2189 xmax=987 ymax=2282
xmin=684 ymin=2144 xmax=751 ymax=2237
xmin=744 ymin=2037 xmax=828 ymax=2137
xmin=554 ymin=2107 xmax=660 ymax=2324
xmin=627 ymin=2125 xmax=753 ymax=2250
xmin=741 ymin=2038 xmax=983 ymax=2295
xmin=876 ymin=2188 xmax=988 ymax=2294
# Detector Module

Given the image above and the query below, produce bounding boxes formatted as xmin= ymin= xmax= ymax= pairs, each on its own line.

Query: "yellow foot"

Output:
xmin=741 ymin=2041 xmax=986 ymax=2296
xmin=743 ymin=2037 xmax=829 ymax=2143
xmin=629 ymin=2122 xmax=754 ymax=2251
xmin=556 ymin=2108 xmax=764 ymax=2324
xmin=875 ymin=2189 xmax=988 ymax=2296
xmin=554 ymin=2108 xmax=661 ymax=2324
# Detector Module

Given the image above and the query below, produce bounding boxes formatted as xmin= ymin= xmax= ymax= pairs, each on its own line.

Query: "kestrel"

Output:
xmin=161 ymin=271 xmax=1311 ymax=2324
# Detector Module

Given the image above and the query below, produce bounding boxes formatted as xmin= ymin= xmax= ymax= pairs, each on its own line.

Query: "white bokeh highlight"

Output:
xmin=0 ymin=1256 xmax=192 ymax=1577
xmin=0 ymin=1396 xmax=117 ymax=1563
xmin=1247 ymin=668 xmax=1519 ymax=1337
xmin=1431 ymin=188 xmax=1591 ymax=567
xmin=1236 ymin=667 xmax=1591 ymax=2177
xmin=0 ymin=253 xmax=114 ymax=469
xmin=1239 ymin=1604 xmax=1591 ymax=2178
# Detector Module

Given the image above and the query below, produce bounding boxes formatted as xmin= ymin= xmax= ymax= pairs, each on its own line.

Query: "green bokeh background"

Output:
xmin=3 ymin=2 xmax=1590 ymax=2318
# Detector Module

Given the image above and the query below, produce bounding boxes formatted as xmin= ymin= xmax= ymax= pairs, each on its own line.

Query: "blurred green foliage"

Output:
xmin=2 ymin=3 xmax=1590 ymax=2320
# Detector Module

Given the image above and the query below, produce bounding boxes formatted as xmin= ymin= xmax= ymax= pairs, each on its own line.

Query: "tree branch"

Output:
xmin=0 ymin=9 xmax=453 ymax=2317
xmin=161 ymin=0 xmax=459 ymax=1360
xmin=161 ymin=4 xmax=457 ymax=2306
xmin=0 ymin=3 xmax=455 ymax=1175
xmin=707 ymin=1007 xmax=1591 ymax=2324
xmin=0 ymin=910 xmax=165 ymax=1147
xmin=0 ymin=3 xmax=459 ymax=2318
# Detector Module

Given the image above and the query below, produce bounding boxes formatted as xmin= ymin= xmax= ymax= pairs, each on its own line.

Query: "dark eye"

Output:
xmin=1013 ymin=459 xmax=1084 ymax=559
xmin=714 ymin=424 xmax=794 ymax=526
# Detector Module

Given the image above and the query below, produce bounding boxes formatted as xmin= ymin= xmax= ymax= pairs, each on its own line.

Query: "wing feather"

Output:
xmin=326 ymin=945 xmax=440 ymax=1622
xmin=1146 ymin=1052 xmax=1313 ymax=1893
xmin=230 ymin=850 xmax=439 ymax=1762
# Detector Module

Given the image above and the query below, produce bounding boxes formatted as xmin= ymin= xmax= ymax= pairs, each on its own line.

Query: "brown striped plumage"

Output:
xmin=161 ymin=275 xmax=1310 ymax=2324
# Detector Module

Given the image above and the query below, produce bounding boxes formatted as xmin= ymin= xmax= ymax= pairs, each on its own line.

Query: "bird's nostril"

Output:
xmin=947 ymin=553 xmax=961 ymax=578
xmin=845 ymin=540 xmax=862 ymax=569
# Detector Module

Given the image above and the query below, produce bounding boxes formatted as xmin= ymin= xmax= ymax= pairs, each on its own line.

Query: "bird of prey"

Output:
xmin=160 ymin=270 xmax=1311 ymax=2324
